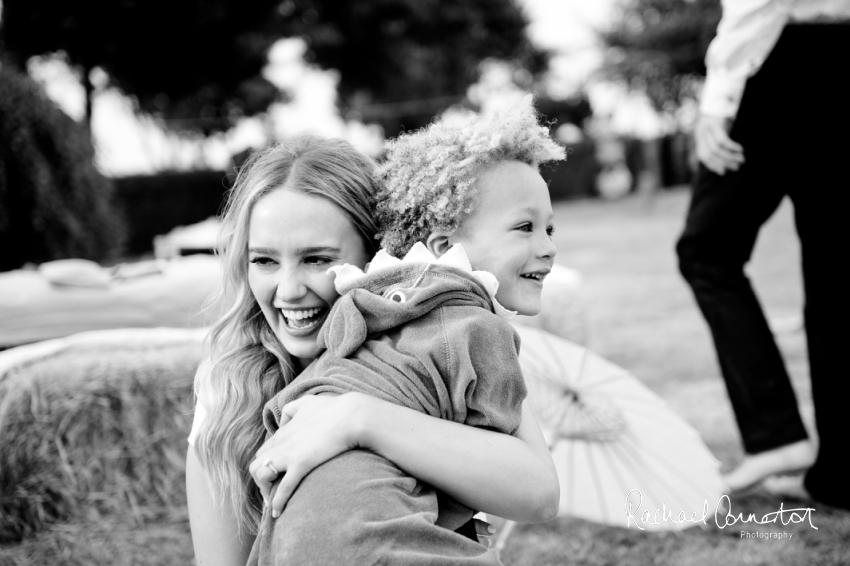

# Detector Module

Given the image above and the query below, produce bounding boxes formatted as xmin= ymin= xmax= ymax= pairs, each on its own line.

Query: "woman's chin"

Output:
xmin=278 ymin=338 xmax=321 ymax=364
xmin=273 ymin=326 xmax=323 ymax=362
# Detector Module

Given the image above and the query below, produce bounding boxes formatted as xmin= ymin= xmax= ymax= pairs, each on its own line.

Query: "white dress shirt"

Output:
xmin=701 ymin=0 xmax=850 ymax=119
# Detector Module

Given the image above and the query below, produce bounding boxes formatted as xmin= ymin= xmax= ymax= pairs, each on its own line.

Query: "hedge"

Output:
xmin=0 ymin=67 xmax=125 ymax=270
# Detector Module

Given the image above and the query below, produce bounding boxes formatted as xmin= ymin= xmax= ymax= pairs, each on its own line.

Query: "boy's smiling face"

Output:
xmin=448 ymin=160 xmax=557 ymax=316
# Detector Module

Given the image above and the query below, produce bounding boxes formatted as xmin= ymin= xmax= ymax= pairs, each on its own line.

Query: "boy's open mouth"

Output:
xmin=520 ymin=271 xmax=548 ymax=282
xmin=280 ymin=307 xmax=327 ymax=330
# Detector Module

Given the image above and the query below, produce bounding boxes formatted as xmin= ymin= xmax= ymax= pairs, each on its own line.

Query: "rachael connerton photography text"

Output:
xmin=624 ymin=489 xmax=818 ymax=531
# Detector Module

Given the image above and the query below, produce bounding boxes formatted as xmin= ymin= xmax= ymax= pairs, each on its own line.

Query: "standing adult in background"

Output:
xmin=676 ymin=0 xmax=850 ymax=509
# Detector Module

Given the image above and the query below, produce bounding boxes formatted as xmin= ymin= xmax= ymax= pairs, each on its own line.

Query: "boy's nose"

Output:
xmin=537 ymin=233 xmax=557 ymax=260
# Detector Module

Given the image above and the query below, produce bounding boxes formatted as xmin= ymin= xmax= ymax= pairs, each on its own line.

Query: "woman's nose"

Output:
xmin=274 ymin=270 xmax=307 ymax=303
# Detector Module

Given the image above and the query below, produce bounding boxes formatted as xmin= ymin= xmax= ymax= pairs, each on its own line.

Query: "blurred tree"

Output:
xmin=0 ymin=67 xmax=125 ymax=270
xmin=291 ymin=0 xmax=547 ymax=134
xmin=600 ymin=0 xmax=721 ymax=110
xmin=0 ymin=0 xmax=543 ymax=136
xmin=536 ymin=95 xmax=593 ymax=131
xmin=1 ymin=0 xmax=283 ymax=133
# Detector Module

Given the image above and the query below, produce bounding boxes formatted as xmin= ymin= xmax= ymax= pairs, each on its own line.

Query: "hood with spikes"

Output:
xmin=317 ymin=243 xmax=515 ymax=358
xmin=329 ymin=242 xmax=516 ymax=320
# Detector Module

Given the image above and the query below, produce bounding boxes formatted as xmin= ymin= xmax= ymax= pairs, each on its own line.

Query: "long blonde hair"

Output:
xmin=194 ymin=136 xmax=379 ymax=533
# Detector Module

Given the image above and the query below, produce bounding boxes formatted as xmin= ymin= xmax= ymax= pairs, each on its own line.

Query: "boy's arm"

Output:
xmin=358 ymin=394 xmax=559 ymax=522
xmin=253 ymin=389 xmax=560 ymax=522
xmin=442 ymin=308 xmax=527 ymax=434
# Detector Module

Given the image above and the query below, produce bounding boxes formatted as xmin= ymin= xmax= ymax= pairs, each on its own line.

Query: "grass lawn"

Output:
xmin=3 ymin=187 xmax=847 ymax=565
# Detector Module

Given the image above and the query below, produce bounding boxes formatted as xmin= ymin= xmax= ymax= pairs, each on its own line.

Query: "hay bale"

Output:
xmin=0 ymin=328 xmax=205 ymax=542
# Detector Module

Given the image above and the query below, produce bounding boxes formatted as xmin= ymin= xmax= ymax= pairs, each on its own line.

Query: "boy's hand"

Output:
xmin=474 ymin=517 xmax=496 ymax=548
xmin=695 ymin=114 xmax=745 ymax=176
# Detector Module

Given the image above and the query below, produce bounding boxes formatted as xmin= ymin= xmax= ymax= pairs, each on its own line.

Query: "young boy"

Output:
xmin=249 ymin=95 xmax=565 ymax=566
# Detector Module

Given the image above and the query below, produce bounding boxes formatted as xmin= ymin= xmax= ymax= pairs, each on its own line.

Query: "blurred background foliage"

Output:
xmin=1 ymin=0 xmax=545 ymax=136
xmin=291 ymin=0 xmax=547 ymax=135
xmin=600 ymin=0 xmax=721 ymax=110
xmin=0 ymin=0 xmax=546 ymax=266
xmin=0 ymin=67 xmax=125 ymax=271
xmin=0 ymin=0 xmax=723 ymax=267
xmin=1 ymin=0 xmax=283 ymax=132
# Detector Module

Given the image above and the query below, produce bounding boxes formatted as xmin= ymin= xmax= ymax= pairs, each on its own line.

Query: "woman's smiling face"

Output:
xmin=247 ymin=188 xmax=372 ymax=365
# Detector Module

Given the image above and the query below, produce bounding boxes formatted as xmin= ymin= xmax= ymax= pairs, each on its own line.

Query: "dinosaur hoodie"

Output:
xmin=249 ymin=243 xmax=526 ymax=566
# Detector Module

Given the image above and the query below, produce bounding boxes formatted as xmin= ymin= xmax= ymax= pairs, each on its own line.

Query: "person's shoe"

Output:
xmin=722 ymin=440 xmax=816 ymax=492
xmin=762 ymin=475 xmax=812 ymax=502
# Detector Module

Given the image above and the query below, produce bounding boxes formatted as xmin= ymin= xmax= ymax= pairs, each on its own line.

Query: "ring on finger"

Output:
xmin=263 ymin=458 xmax=280 ymax=476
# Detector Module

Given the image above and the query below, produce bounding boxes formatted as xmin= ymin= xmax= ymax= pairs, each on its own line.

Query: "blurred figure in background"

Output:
xmin=676 ymin=0 xmax=850 ymax=510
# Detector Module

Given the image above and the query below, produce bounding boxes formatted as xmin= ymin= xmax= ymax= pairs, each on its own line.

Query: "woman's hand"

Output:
xmin=248 ymin=393 xmax=369 ymax=517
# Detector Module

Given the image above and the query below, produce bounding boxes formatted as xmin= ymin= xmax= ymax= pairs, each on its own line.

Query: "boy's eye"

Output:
xmin=516 ymin=223 xmax=533 ymax=232
xmin=547 ymin=226 xmax=555 ymax=237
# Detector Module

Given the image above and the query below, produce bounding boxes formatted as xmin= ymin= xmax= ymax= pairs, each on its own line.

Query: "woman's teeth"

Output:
xmin=521 ymin=273 xmax=545 ymax=281
xmin=281 ymin=307 xmax=324 ymax=329
xmin=283 ymin=307 xmax=322 ymax=320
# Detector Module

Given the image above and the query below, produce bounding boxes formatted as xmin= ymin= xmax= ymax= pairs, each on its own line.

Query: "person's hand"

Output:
xmin=248 ymin=393 xmax=369 ymax=518
xmin=694 ymin=114 xmax=745 ymax=175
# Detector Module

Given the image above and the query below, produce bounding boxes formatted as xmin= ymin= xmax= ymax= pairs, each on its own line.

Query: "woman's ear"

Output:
xmin=425 ymin=232 xmax=452 ymax=258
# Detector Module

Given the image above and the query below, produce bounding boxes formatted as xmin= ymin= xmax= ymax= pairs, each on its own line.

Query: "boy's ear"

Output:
xmin=425 ymin=232 xmax=452 ymax=258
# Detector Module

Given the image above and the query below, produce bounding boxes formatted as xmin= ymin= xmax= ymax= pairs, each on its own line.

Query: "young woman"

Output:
xmin=185 ymin=136 xmax=559 ymax=565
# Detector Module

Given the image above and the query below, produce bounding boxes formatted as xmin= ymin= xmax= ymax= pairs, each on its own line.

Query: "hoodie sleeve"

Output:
xmin=441 ymin=307 xmax=527 ymax=435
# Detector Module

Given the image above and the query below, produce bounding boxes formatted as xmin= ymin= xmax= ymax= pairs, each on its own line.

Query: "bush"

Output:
xmin=0 ymin=66 xmax=125 ymax=271
xmin=0 ymin=329 xmax=202 ymax=542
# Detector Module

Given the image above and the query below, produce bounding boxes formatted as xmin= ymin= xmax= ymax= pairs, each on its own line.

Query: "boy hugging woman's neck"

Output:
xmin=250 ymin=95 xmax=564 ymax=566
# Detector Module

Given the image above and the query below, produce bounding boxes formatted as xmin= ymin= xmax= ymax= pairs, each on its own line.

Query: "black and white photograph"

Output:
xmin=1 ymin=0 xmax=848 ymax=564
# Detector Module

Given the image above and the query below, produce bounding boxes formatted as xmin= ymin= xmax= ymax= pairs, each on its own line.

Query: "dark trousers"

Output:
xmin=677 ymin=24 xmax=850 ymax=509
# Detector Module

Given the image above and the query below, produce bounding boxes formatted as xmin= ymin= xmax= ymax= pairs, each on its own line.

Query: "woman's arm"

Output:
xmin=187 ymin=445 xmax=256 ymax=566
xmin=251 ymin=393 xmax=559 ymax=523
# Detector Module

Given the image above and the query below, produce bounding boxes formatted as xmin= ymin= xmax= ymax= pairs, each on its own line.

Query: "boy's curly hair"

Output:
xmin=374 ymin=94 xmax=566 ymax=257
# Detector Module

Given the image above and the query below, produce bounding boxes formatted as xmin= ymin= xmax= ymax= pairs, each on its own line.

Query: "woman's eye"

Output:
xmin=305 ymin=256 xmax=332 ymax=266
xmin=249 ymin=256 xmax=275 ymax=267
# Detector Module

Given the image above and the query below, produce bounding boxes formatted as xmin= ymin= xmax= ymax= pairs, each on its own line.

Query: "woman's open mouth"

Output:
xmin=279 ymin=306 xmax=328 ymax=333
